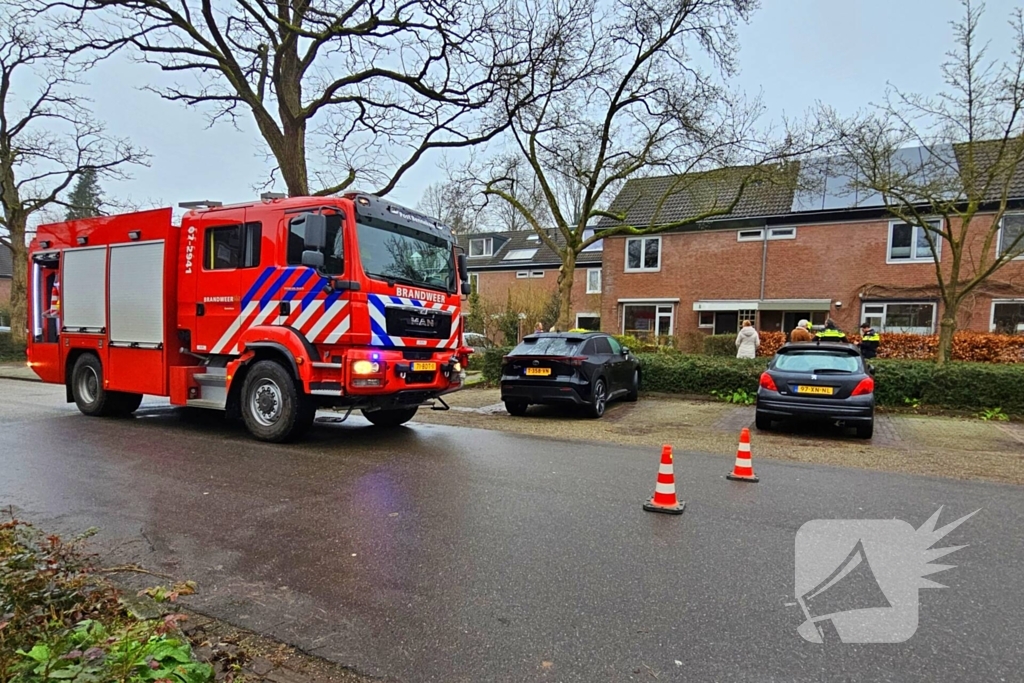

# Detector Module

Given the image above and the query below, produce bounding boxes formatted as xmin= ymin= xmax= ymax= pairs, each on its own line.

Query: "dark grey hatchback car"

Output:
xmin=500 ymin=332 xmax=640 ymax=418
xmin=755 ymin=342 xmax=876 ymax=438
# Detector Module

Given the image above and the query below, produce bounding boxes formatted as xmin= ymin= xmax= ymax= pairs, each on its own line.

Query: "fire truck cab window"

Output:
xmin=288 ymin=213 xmax=344 ymax=274
xmin=204 ymin=223 xmax=261 ymax=270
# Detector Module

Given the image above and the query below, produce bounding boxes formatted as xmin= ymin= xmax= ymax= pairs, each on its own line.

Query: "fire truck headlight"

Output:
xmin=352 ymin=360 xmax=381 ymax=375
xmin=452 ymin=361 xmax=462 ymax=373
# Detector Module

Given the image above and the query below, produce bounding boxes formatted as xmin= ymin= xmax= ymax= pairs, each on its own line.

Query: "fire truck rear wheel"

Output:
xmin=71 ymin=353 xmax=116 ymax=417
xmin=361 ymin=407 xmax=418 ymax=427
xmin=241 ymin=360 xmax=305 ymax=442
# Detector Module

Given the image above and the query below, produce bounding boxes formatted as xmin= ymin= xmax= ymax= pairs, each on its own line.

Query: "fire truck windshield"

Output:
xmin=355 ymin=221 xmax=455 ymax=293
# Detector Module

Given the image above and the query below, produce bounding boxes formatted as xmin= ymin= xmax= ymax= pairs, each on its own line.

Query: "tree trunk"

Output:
xmin=276 ymin=120 xmax=309 ymax=196
xmin=557 ymin=254 xmax=576 ymax=330
xmin=936 ymin=304 xmax=956 ymax=366
xmin=8 ymin=212 xmax=28 ymax=344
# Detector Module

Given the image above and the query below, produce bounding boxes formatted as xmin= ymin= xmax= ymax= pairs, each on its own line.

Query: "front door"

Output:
xmin=714 ymin=311 xmax=738 ymax=335
xmin=190 ymin=208 xmax=252 ymax=354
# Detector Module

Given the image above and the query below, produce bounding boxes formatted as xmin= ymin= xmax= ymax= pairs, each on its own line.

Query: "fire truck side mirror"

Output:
xmin=457 ymin=253 xmax=469 ymax=283
xmin=301 ymin=250 xmax=325 ymax=268
xmin=294 ymin=213 xmax=327 ymax=250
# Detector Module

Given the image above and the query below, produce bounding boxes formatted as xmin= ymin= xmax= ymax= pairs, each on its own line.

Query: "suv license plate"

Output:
xmin=412 ymin=362 xmax=436 ymax=372
xmin=796 ymin=385 xmax=834 ymax=395
xmin=525 ymin=367 xmax=551 ymax=376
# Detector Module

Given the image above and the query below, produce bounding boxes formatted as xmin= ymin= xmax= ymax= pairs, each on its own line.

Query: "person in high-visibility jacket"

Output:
xmin=814 ymin=319 xmax=848 ymax=342
xmin=858 ymin=322 xmax=880 ymax=358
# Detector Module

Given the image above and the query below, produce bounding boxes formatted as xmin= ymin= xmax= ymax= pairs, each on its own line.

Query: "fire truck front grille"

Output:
xmin=385 ymin=306 xmax=452 ymax=339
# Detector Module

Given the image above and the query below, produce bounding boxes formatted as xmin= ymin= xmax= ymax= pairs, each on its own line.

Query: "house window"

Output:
xmin=768 ymin=227 xmax=796 ymax=240
xmin=586 ymin=268 xmax=601 ymax=293
xmin=991 ymin=300 xmax=1024 ymax=334
xmin=698 ymin=311 xmax=714 ymax=328
xmin=861 ymin=301 xmax=936 ymax=334
xmin=516 ymin=271 xmax=529 ymax=279
xmin=469 ymin=238 xmax=492 ymax=257
xmin=998 ymin=214 xmax=1024 ymax=259
xmin=581 ymin=228 xmax=604 ymax=252
xmin=469 ymin=272 xmax=479 ymax=294
xmin=737 ymin=229 xmax=764 ymax=242
xmin=622 ymin=303 xmax=673 ymax=339
xmin=575 ymin=314 xmax=601 ymax=330
xmin=888 ymin=220 xmax=942 ymax=262
xmin=205 ymin=223 xmax=262 ymax=270
xmin=530 ymin=271 xmax=545 ymax=278
xmin=503 ymin=248 xmax=538 ymax=261
xmin=625 ymin=236 xmax=661 ymax=271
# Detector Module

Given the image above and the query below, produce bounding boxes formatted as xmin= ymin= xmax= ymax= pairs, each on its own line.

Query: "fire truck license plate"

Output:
xmin=412 ymin=362 xmax=437 ymax=372
xmin=796 ymin=385 xmax=833 ymax=395
xmin=525 ymin=367 xmax=551 ymax=376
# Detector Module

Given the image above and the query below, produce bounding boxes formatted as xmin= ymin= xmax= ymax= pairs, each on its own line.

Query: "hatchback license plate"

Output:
xmin=412 ymin=361 xmax=436 ymax=372
xmin=525 ymin=367 xmax=551 ymax=376
xmin=796 ymin=385 xmax=833 ymax=395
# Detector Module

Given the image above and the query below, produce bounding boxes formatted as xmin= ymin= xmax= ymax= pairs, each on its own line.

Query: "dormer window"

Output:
xmin=469 ymin=237 xmax=493 ymax=258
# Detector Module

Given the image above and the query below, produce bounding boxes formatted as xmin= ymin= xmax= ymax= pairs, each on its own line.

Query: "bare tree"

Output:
xmin=416 ymin=175 xmax=481 ymax=235
xmin=830 ymin=0 xmax=1024 ymax=363
xmin=53 ymin=0 xmax=537 ymax=198
xmin=482 ymin=0 xmax=816 ymax=327
xmin=0 ymin=12 xmax=145 ymax=341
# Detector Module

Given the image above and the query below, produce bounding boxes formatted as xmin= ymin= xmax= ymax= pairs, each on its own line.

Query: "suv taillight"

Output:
xmin=851 ymin=377 xmax=875 ymax=396
xmin=759 ymin=372 xmax=778 ymax=391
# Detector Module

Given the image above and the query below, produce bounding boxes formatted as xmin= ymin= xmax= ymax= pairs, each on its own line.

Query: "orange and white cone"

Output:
xmin=726 ymin=427 xmax=759 ymax=482
xmin=643 ymin=445 xmax=685 ymax=514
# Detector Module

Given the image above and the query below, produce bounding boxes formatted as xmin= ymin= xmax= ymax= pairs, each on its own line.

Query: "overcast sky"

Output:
xmin=86 ymin=0 xmax=1019 ymax=213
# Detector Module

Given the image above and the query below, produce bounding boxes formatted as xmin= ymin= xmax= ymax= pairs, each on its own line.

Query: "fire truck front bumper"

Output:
xmin=305 ymin=347 xmax=468 ymax=405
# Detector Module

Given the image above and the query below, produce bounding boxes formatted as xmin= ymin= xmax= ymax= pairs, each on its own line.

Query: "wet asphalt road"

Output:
xmin=1 ymin=378 xmax=1022 ymax=682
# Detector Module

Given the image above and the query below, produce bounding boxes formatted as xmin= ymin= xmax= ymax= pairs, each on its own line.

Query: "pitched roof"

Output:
xmin=457 ymin=230 xmax=603 ymax=269
xmin=952 ymin=140 xmax=1024 ymax=203
xmin=0 ymin=243 xmax=12 ymax=278
xmin=598 ymin=164 xmax=798 ymax=230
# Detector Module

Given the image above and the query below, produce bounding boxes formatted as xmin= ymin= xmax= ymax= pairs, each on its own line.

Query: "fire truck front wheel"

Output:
xmin=361 ymin=407 xmax=418 ymax=427
xmin=240 ymin=360 xmax=311 ymax=442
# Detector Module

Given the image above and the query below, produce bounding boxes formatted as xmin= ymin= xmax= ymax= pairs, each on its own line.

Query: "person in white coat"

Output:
xmin=735 ymin=320 xmax=760 ymax=359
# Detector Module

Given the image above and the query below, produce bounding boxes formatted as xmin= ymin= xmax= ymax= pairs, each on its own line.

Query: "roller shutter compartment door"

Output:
xmin=62 ymin=246 xmax=108 ymax=333
xmin=109 ymin=241 xmax=166 ymax=346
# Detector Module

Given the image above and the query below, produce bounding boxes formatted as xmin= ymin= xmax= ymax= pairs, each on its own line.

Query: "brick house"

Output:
xmin=0 ymin=243 xmax=12 ymax=307
xmin=457 ymin=230 xmax=603 ymax=340
xmin=599 ymin=147 xmax=1024 ymax=341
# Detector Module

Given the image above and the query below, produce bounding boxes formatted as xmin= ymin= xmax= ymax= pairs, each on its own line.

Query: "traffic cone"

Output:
xmin=643 ymin=445 xmax=685 ymax=514
xmin=726 ymin=427 xmax=759 ymax=482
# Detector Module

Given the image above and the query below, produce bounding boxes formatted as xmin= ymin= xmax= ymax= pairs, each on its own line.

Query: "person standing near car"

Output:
xmin=858 ymin=322 xmax=880 ymax=358
xmin=815 ymin=319 xmax=848 ymax=342
xmin=790 ymin=319 xmax=814 ymax=342
xmin=534 ymin=321 xmax=544 ymax=334
xmin=735 ymin=320 xmax=760 ymax=359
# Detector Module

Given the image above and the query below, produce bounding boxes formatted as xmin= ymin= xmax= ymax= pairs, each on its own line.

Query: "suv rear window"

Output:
xmin=774 ymin=350 xmax=860 ymax=373
xmin=509 ymin=337 xmax=583 ymax=356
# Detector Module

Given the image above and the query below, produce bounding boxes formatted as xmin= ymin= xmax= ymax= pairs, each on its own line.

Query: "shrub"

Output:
xmin=481 ymin=346 xmax=512 ymax=383
xmin=868 ymin=360 xmax=935 ymax=407
xmin=921 ymin=362 xmax=1024 ymax=413
xmin=702 ymin=334 xmax=737 ymax=357
xmin=869 ymin=332 xmax=1024 ymax=363
xmin=0 ymin=332 xmax=26 ymax=362
xmin=676 ymin=331 xmax=705 ymax=354
xmin=636 ymin=353 xmax=766 ymax=394
xmin=758 ymin=331 xmax=787 ymax=357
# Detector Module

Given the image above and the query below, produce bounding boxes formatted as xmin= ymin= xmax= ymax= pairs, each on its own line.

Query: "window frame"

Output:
xmin=997 ymin=213 xmax=1024 ymax=260
xmin=621 ymin=302 xmax=673 ymax=337
xmin=468 ymin=237 xmax=493 ymax=258
xmin=860 ymin=300 xmax=937 ymax=334
xmin=886 ymin=219 xmax=943 ymax=264
xmin=624 ymin=236 xmax=662 ymax=273
xmin=530 ymin=270 xmax=545 ymax=278
xmin=516 ymin=271 xmax=529 ymax=279
xmin=468 ymin=272 xmax=479 ymax=293
xmin=575 ymin=313 xmax=601 ymax=331
xmin=697 ymin=311 xmax=714 ymax=328
xmin=586 ymin=267 xmax=602 ymax=293
xmin=768 ymin=227 xmax=796 ymax=240
xmin=736 ymin=229 xmax=765 ymax=242
xmin=203 ymin=222 xmax=262 ymax=271
xmin=990 ymin=299 xmax=1024 ymax=333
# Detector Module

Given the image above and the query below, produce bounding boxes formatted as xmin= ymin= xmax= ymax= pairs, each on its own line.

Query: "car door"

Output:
xmin=590 ymin=336 xmax=619 ymax=390
xmin=605 ymin=335 xmax=631 ymax=390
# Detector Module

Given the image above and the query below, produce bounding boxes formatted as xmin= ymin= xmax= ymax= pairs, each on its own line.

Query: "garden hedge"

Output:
xmin=476 ymin=345 xmax=1024 ymax=413
xmin=0 ymin=333 xmax=26 ymax=363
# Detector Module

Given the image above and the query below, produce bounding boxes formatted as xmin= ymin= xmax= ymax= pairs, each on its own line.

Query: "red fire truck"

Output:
xmin=26 ymin=193 xmax=472 ymax=441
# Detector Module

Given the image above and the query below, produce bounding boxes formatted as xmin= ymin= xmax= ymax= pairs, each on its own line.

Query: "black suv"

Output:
xmin=756 ymin=342 xmax=875 ymax=438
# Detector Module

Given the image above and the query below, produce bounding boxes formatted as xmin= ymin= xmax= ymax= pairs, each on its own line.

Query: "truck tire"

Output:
xmin=71 ymin=354 xmax=116 ymax=417
xmin=111 ymin=392 xmax=144 ymax=415
xmin=361 ymin=407 xmax=418 ymax=427
xmin=240 ymin=360 xmax=306 ymax=442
